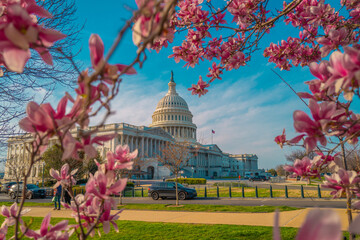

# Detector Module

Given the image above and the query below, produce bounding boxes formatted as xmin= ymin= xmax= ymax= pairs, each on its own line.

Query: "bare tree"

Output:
xmin=285 ymin=149 xmax=316 ymax=163
xmin=156 ymin=142 xmax=196 ymax=206
xmin=275 ymin=165 xmax=286 ymax=177
xmin=0 ymin=0 xmax=82 ymax=152
xmin=5 ymin=156 xmax=28 ymax=203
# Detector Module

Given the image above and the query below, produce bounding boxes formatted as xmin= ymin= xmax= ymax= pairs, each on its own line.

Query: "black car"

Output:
xmin=2 ymin=182 xmax=22 ymax=194
xmin=148 ymin=182 xmax=197 ymax=200
xmin=8 ymin=184 xmax=46 ymax=199
xmin=249 ymin=176 xmax=268 ymax=182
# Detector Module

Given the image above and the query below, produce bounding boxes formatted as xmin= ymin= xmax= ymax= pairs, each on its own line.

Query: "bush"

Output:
xmin=72 ymin=186 xmax=86 ymax=195
xmin=126 ymin=182 xmax=135 ymax=188
xmin=166 ymin=178 xmax=206 ymax=185
xmin=38 ymin=180 xmax=57 ymax=188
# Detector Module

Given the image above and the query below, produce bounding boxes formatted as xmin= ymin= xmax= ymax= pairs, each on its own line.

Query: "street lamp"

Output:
xmin=191 ymin=167 xmax=194 ymax=178
xmin=42 ymin=162 xmax=45 ymax=187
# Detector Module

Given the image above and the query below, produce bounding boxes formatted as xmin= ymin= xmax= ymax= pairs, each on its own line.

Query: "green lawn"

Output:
xmin=2 ymin=217 xmax=351 ymax=240
xmin=3 ymin=216 xmax=300 ymax=240
xmin=120 ymin=204 xmax=299 ymax=213
xmin=0 ymin=202 xmax=54 ymax=207
xmin=0 ymin=202 xmax=298 ymax=213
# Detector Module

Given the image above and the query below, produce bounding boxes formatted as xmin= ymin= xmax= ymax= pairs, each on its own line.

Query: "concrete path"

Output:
xmin=22 ymin=207 xmax=356 ymax=231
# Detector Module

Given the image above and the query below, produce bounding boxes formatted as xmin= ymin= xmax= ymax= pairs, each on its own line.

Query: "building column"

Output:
xmin=131 ymin=136 xmax=134 ymax=152
xmin=141 ymin=137 xmax=144 ymax=157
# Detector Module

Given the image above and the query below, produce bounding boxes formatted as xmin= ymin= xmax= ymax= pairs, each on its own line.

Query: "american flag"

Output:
xmin=212 ymin=130 xmax=215 ymax=134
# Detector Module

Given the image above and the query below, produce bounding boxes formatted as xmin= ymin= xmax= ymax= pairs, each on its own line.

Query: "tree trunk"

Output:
xmin=119 ymin=191 xmax=123 ymax=205
xmin=175 ymin=173 xmax=179 ymax=206
xmin=16 ymin=180 xmax=20 ymax=203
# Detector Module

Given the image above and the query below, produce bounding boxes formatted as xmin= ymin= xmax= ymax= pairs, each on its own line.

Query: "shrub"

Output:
xmin=38 ymin=180 xmax=57 ymax=188
xmin=166 ymin=178 xmax=206 ymax=185
xmin=126 ymin=182 xmax=135 ymax=188
xmin=72 ymin=186 xmax=86 ymax=195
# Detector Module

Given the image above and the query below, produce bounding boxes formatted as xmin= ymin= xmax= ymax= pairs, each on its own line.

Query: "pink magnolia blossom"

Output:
xmin=283 ymin=157 xmax=319 ymax=179
xmin=293 ymin=99 xmax=343 ymax=152
xmin=50 ymin=163 xmax=77 ymax=188
xmin=274 ymin=129 xmax=286 ymax=148
xmin=0 ymin=1 xmax=66 ymax=73
xmin=322 ymin=169 xmax=360 ymax=198
xmin=1 ymin=203 xmax=30 ymax=226
xmin=21 ymin=213 xmax=71 ymax=240
xmin=85 ymin=171 xmax=126 ymax=200
xmin=188 ymin=76 xmax=210 ymax=97
xmin=89 ymin=34 xmax=136 ymax=83
xmin=75 ymin=133 xmax=117 ymax=159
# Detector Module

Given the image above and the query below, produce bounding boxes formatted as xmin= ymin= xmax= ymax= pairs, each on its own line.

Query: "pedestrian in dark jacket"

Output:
xmin=64 ymin=187 xmax=72 ymax=205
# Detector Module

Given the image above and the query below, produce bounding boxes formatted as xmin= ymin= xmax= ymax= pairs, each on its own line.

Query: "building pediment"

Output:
xmin=146 ymin=127 xmax=174 ymax=140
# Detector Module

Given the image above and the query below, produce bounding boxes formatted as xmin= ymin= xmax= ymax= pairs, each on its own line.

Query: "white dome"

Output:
xmin=149 ymin=72 xmax=197 ymax=142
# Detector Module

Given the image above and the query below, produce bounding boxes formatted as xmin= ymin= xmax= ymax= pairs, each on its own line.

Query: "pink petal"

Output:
xmin=56 ymin=96 xmax=68 ymax=119
xmin=103 ymin=221 xmax=110 ymax=234
xmin=1 ymin=206 xmax=10 ymax=218
xmin=108 ymin=179 xmax=126 ymax=193
xmin=3 ymin=48 xmax=31 ymax=73
xmin=50 ymin=220 xmax=69 ymax=232
xmin=50 ymin=169 xmax=61 ymax=181
xmin=40 ymin=213 xmax=51 ymax=236
xmin=296 ymin=209 xmax=341 ymax=240
xmin=84 ymin=145 xmax=97 ymax=159
xmin=10 ymin=203 xmax=17 ymax=217
xmin=89 ymin=34 xmax=104 ymax=67
xmin=26 ymin=4 xmax=52 ymax=18
xmin=116 ymin=64 xmax=137 ymax=75
xmin=61 ymin=164 xmax=70 ymax=179
xmin=91 ymin=134 xmax=116 ymax=145
xmin=39 ymin=28 xmax=67 ymax=47
xmin=19 ymin=117 xmax=35 ymax=132
xmin=289 ymin=134 xmax=305 ymax=144
xmin=35 ymin=48 xmax=53 ymax=65
xmin=4 ymin=23 xmax=29 ymax=49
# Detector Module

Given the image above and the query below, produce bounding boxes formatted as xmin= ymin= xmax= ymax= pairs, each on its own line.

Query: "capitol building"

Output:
xmin=4 ymin=73 xmax=258 ymax=181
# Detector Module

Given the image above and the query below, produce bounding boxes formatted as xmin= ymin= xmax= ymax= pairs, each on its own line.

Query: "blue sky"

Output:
xmin=51 ymin=0 xmax=331 ymax=169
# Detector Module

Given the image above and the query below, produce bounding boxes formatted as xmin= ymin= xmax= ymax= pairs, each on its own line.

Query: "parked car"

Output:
xmin=2 ymin=182 xmax=22 ymax=194
xmin=148 ymin=182 xmax=197 ymax=200
xmin=8 ymin=184 xmax=46 ymax=199
xmin=249 ymin=176 xmax=268 ymax=182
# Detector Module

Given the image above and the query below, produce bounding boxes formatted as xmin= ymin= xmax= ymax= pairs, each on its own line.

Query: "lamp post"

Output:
xmin=42 ymin=162 xmax=45 ymax=187
xmin=191 ymin=167 xmax=194 ymax=178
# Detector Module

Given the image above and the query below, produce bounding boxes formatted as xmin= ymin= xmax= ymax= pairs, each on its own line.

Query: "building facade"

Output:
xmin=4 ymin=73 xmax=258 ymax=181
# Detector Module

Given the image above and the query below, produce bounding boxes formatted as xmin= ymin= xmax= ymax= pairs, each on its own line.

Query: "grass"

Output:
xmin=0 ymin=202 xmax=53 ymax=207
xmin=119 ymin=204 xmax=299 ymax=213
xmin=2 ymin=216 xmax=300 ymax=240
xmin=0 ymin=202 xmax=298 ymax=213
xmin=120 ymin=185 xmax=333 ymax=199
xmin=2 ymin=216 xmax=351 ymax=240
xmin=194 ymin=186 xmax=332 ymax=198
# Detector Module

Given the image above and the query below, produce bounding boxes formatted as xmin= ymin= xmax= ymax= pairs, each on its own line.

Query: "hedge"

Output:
xmin=166 ymin=178 xmax=206 ymax=185
xmin=70 ymin=182 xmax=135 ymax=196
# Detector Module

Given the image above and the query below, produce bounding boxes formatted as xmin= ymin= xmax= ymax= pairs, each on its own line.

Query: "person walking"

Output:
xmin=53 ymin=184 xmax=62 ymax=210
xmin=64 ymin=186 xmax=72 ymax=205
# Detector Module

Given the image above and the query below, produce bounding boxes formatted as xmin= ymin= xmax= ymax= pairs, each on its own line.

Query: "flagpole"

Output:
xmin=211 ymin=132 xmax=213 ymax=144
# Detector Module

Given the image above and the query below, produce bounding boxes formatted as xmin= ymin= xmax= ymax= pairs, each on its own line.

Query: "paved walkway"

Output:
xmin=22 ymin=207 xmax=356 ymax=231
